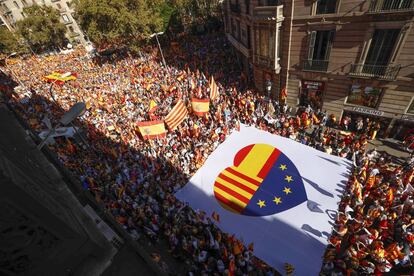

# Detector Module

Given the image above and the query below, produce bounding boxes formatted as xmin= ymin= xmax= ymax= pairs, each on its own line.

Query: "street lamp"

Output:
xmin=150 ymin=31 xmax=167 ymax=68
xmin=37 ymin=102 xmax=86 ymax=150
xmin=266 ymin=80 xmax=272 ymax=100
xmin=47 ymin=73 xmax=89 ymax=148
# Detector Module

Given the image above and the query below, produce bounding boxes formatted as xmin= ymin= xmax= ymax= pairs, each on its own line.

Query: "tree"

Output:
xmin=16 ymin=5 xmax=67 ymax=53
xmin=73 ymin=0 xmax=165 ymax=50
xmin=0 ymin=26 xmax=25 ymax=55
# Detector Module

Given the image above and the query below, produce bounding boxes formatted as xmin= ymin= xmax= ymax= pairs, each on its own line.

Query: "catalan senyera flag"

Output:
xmin=44 ymin=72 xmax=77 ymax=85
xmin=175 ymin=125 xmax=352 ymax=275
xmin=165 ymin=100 xmax=188 ymax=130
xmin=209 ymin=76 xmax=218 ymax=101
xmin=191 ymin=98 xmax=209 ymax=116
xmin=137 ymin=121 xmax=166 ymax=140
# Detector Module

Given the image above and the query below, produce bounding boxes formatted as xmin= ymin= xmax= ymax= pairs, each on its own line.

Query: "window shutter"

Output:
xmin=307 ymin=31 xmax=316 ymax=60
xmin=325 ymin=30 xmax=335 ymax=60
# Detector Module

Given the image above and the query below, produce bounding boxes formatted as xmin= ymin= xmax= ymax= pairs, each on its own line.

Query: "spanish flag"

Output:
xmin=44 ymin=72 xmax=77 ymax=84
xmin=191 ymin=98 xmax=209 ymax=116
xmin=137 ymin=121 xmax=167 ymax=140
xmin=148 ymin=100 xmax=158 ymax=113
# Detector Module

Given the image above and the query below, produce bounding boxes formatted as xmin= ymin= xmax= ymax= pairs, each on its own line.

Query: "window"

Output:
xmin=407 ymin=98 xmax=414 ymax=114
xmin=66 ymin=1 xmax=72 ymax=8
xmin=68 ymin=25 xmax=74 ymax=32
xmin=256 ymin=28 xmax=275 ymax=59
xmin=365 ymin=29 xmax=400 ymax=66
xmin=244 ymin=0 xmax=249 ymax=14
xmin=258 ymin=0 xmax=280 ymax=6
xmin=346 ymin=84 xmax=383 ymax=108
xmin=308 ymin=30 xmax=335 ymax=61
xmin=381 ymin=0 xmax=413 ymax=10
xmin=13 ymin=1 xmax=19 ymax=8
xmin=21 ymin=0 xmax=28 ymax=7
xmin=2 ymin=4 xmax=10 ymax=12
xmin=62 ymin=14 xmax=70 ymax=23
xmin=316 ymin=0 xmax=337 ymax=14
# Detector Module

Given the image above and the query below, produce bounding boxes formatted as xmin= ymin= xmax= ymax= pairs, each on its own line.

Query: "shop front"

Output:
xmin=389 ymin=114 xmax=414 ymax=141
xmin=299 ymin=80 xmax=324 ymax=110
xmin=342 ymin=106 xmax=392 ymax=138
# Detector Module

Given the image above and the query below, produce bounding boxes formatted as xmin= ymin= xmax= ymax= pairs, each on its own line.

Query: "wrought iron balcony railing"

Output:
xmin=349 ymin=63 xmax=401 ymax=80
xmin=303 ymin=59 xmax=329 ymax=72
xmin=368 ymin=0 xmax=414 ymax=13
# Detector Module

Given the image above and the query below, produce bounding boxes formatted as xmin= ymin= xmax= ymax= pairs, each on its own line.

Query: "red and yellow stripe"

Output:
xmin=214 ymin=144 xmax=281 ymax=213
xmin=137 ymin=120 xmax=167 ymax=140
xmin=191 ymin=98 xmax=209 ymax=116
xmin=165 ymin=100 xmax=188 ymax=130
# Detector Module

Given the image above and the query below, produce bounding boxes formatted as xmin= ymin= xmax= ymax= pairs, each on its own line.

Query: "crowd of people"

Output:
xmin=1 ymin=32 xmax=413 ymax=275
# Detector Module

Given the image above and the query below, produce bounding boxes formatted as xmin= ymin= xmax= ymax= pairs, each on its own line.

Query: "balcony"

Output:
xmin=349 ymin=63 xmax=401 ymax=80
xmin=230 ymin=3 xmax=241 ymax=14
xmin=253 ymin=5 xmax=284 ymax=22
xmin=368 ymin=0 xmax=414 ymax=13
xmin=303 ymin=59 xmax=329 ymax=72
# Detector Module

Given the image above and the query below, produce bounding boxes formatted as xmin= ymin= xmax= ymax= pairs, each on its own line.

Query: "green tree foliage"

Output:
xmin=16 ymin=5 xmax=67 ymax=53
xmin=73 ymin=0 xmax=166 ymax=49
xmin=0 ymin=26 xmax=24 ymax=55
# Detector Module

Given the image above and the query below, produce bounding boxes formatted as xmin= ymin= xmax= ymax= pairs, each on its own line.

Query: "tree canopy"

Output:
xmin=16 ymin=5 xmax=67 ymax=53
xmin=0 ymin=26 xmax=24 ymax=55
xmin=73 ymin=0 xmax=166 ymax=49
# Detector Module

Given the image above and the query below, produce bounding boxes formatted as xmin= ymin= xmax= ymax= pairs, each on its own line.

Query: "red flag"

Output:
xmin=228 ymin=258 xmax=235 ymax=276
xmin=280 ymin=87 xmax=287 ymax=100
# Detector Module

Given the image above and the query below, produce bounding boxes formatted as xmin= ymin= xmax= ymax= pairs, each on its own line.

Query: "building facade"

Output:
xmin=224 ymin=0 xmax=414 ymax=139
xmin=0 ymin=0 xmax=86 ymax=46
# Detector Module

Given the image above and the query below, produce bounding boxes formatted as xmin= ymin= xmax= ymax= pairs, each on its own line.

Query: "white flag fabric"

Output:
xmin=175 ymin=125 xmax=351 ymax=275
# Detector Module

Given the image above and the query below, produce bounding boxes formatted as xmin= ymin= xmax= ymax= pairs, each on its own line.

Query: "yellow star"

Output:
xmin=257 ymin=200 xmax=266 ymax=208
xmin=279 ymin=164 xmax=287 ymax=171
xmin=273 ymin=197 xmax=282 ymax=205
xmin=285 ymin=175 xmax=293 ymax=183
xmin=283 ymin=187 xmax=292 ymax=195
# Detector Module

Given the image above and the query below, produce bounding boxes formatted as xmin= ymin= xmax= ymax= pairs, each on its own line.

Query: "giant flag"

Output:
xmin=175 ymin=125 xmax=351 ymax=275
xmin=191 ymin=98 xmax=209 ymax=116
xmin=137 ymin=121 xmax=167 ymax=140
xmin=165 ymin=100 xmax=188 ymax=130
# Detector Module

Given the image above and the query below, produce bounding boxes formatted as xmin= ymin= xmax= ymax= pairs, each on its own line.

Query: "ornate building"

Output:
xmin=224 ymin=0 xmax=414 ymax=139
xmin=0 ymin=0 xmax=86 ymax=45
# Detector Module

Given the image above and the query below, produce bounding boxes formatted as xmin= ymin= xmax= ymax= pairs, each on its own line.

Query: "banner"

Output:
xmin=137 ymin=121 xmax=166 ymax=140
xmin=165 ymin=100 xmax=188 ymax=130
xmin=175 ymin=125 xmax=351 ymax=275
xmin=191 ymin=98 xmax=209 ymax=116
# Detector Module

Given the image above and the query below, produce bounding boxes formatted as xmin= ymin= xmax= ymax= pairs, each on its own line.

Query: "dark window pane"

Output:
xmin=316 ymin=0 xmax=337 ymax=14
xmin=365 ymin=29 xmax=400 ymax=66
